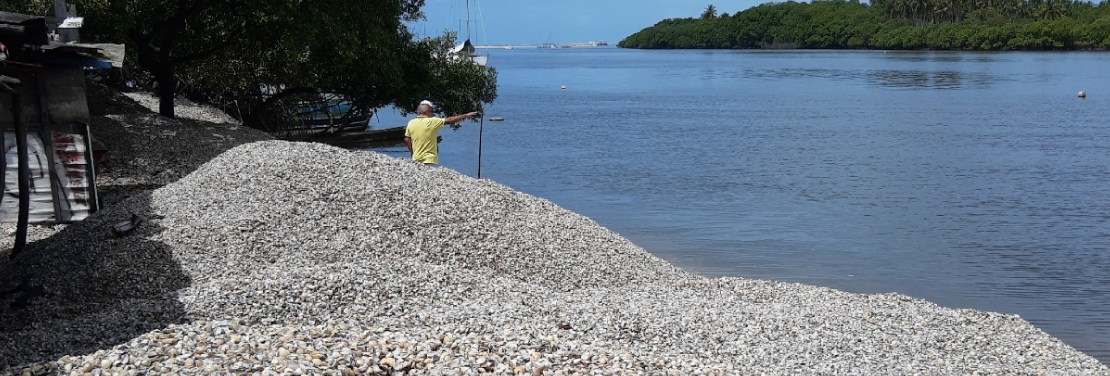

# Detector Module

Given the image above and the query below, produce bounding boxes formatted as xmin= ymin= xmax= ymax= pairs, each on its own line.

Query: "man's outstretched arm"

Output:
xmin=444 ymin=112 xmax=479 ymax=125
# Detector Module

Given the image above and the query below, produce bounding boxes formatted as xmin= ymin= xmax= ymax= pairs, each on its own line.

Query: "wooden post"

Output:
xmin=13 ymin=89 xmax=29 ymax=260
xmin=54 ymin=0 xmax=79 ymax=43
xmin=0 ymin=76 xmax=30 ymax=260
xmin=53 ymin=0 xmax=66 ymax=19
xmin=36 ymin=71 xmax=65 ymax=222
xmin=477 ymin=115 xmax=484 ymax=179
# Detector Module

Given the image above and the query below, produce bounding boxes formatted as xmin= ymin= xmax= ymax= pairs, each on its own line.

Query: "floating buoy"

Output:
xmin=489 ymin=117 xmax=504 ymax=122
xmin=561 ymin=85 xmax=566 ymax=90
xmin=1078 ymin=91 xmax=1087 ymax=98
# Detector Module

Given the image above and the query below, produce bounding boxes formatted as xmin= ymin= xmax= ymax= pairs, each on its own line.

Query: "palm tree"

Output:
xmin=701 ymin=4 xmax=718 ymax=19
xmin=933 ymin=0 xmax=954 ymax=23
xmin=976 ymin=0 xmax=998 ymax=11
xmin=910 ymin=0 xmax=929 ymax=24
xmin=935 ymin=0 xmax=963 ymax=22
xmin=885 ymin=0 xmax=909 ymax=19
xmin=1040 ymin=0 xmax=1064 ymax=20
xmin=998 ymin=0 xmax=1023 ymax=19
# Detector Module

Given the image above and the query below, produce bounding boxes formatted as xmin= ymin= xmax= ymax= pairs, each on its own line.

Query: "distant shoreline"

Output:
xmin=617 ymin=45 xmax=1110 ymax=51
xmin=620 ymin=1 xmax=1110 ymax=51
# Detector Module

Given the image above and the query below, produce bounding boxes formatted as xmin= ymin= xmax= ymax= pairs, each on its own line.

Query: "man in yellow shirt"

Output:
xmin=404 ymin=100 xmax=478 ymax=165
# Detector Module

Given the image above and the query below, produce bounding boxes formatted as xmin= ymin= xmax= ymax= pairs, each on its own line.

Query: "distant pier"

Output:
xmin=476 ymin=41 xmax=609 ymax=50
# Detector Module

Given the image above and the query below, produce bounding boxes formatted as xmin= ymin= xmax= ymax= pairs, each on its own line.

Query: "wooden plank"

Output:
xmin=0 ymin=24 xmax=27 ymax=37
xmin=43 ymin=43 xmax=126 ymax=68
xmin=0 ymin=12 xmax=37 ymax=24
xmin=0 ymin=16 xmax=48 ymax=45
xmin=36 ymin=69 xmax=65 ymax=220
xmin=89 ymin=44 xmax=125 ymax=68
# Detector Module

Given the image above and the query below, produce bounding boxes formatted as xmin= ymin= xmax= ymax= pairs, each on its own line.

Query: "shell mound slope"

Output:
xmin=152 ymin=140 xmax=695 ymax=291
xmin=2 ymin=140 xmax=1107 ymax=374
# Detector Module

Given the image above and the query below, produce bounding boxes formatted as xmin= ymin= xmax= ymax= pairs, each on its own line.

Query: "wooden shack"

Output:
xmin=1 ymin=10 xmax=123 ymax=258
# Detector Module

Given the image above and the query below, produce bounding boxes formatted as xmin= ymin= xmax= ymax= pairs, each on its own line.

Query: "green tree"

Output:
xmin=171 ymin=0 xmax=430 ymax=129
xmin=67 ymin=0 xmax=495 ymax=131
xmin=0 ymin=0 xmax=51 ymax=14
xmin=76 ymin=0 xmax=273 ymax=118
xmin=416 ymin=33 xmax=498 ymax=128
xmin=619 ymin=0 xmax=1110 ymax=51
xmin=1038 ymin=0 xmax=1065 ymax=20
xmin=702 ymin=4 xmax=718 ymax=20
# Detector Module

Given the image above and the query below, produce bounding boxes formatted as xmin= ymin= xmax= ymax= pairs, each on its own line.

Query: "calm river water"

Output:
xmin=362 ymin=48 xmax=1110 ymax=364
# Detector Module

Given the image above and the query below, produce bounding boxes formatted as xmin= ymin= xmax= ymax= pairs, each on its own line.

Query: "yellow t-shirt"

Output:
xmin=405 ymin=115 xmax=446 ymax=164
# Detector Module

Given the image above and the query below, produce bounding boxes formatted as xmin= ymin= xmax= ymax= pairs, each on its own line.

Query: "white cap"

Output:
xmin=419 ymin=100 xmax=435 ymax=109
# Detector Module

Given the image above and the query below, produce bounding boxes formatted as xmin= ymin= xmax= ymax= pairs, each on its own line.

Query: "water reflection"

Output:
xmin=742 ymin=67 xmax=1003 ymax=90
xmin=880 ymin=51 xmax=1010 ymax=63
xmin=746 ymin=68 xmax=859 ymax=82
xmin=867 ymin=69 xmax=1001 ymax=89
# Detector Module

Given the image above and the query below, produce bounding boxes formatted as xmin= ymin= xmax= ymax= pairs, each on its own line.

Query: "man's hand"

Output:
xmin=445 ymin=111 xmax=481 ymax=125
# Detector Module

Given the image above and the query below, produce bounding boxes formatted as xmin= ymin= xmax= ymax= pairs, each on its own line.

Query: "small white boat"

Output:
xmin=449 ymin=0 xmax=489 ymax=66
xmin=450 ymin=39 xmax=488 ymax=66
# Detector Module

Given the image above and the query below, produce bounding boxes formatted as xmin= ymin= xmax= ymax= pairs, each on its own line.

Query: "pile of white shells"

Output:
xmin=87 ymin=115 xmax=272 ymax=209
xmin=121 ymin=92 xmax=242 ymax=125
xmin=1 ymin=86 xmax=1107 ymax=374
xmin=2 ymin=139 xmax=1106 ymax=375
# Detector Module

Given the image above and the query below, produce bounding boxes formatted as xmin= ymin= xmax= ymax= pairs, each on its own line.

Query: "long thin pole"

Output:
xmin=465 ymin=0 xmax=472 ymax=41
xmin=3 ymin=78 xmax=30 ymax=260
xmin=477 ymin=114 xmax=484 ymax=178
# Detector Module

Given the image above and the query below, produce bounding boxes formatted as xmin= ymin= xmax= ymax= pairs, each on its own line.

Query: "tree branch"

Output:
xmin=175 ymin=29 xmax=242 ymax=63
xmin=241 ymin=86 xmax=320 ymax=124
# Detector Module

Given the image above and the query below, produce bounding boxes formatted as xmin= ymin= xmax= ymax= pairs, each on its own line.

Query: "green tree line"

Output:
xmin=618 ymin=0 xmax=1110 ymax=50
xmin=1 ymin=0 xmax=497 ymax=131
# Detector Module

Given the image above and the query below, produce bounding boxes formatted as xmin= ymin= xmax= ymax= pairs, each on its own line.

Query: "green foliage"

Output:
xmin=55 ymin=0 xmax=495 ymax=130
xmin=417 ymin=33 xmax=498 ymax=128
xmin=0 ymin=0 xmax=51 ymax=15
xmin=618 ymin=0 xmax=1110 ymax=50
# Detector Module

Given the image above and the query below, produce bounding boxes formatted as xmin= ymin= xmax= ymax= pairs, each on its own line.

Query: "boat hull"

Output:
xmin=311 ymin=126 xmax=407 ymax=147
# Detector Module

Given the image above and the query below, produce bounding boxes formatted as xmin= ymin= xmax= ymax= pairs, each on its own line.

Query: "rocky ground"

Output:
xmin=0 ymin=87 xmax=1107 ymax=375
xmin=0 ymin=84 xmax=270 ymax=257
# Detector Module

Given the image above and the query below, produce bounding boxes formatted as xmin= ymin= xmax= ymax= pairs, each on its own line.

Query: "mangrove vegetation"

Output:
xmin=1 ymin=0 xmax=497 ymax=131
xmin=619 ymin=0 xmax=1110 ymax=50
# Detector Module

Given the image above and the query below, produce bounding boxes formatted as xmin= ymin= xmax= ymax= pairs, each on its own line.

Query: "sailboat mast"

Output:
xmin=465 ymin=0 xmax=472 ymax=40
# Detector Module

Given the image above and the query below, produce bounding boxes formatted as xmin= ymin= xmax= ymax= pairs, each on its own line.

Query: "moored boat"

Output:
xmin=309 ymin=126 xmax=407 ymax=147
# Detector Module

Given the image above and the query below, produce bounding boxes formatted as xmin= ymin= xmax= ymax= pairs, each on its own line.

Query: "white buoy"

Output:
xmin=561 ymin=85 xmax=566 ymax=90
xmin=1078 ymin=91 xmax=1087 ymax=98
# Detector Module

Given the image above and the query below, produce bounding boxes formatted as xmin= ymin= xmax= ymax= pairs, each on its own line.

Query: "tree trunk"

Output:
xmin=241 ymin=86 xmax=318 ymax=128
xmin=156 ymin=63 xmax=176 ymax=118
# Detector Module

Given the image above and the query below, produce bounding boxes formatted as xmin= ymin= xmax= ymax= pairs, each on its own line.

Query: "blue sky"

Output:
xmin=414 ymin=0 xmax=769 ymax=45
